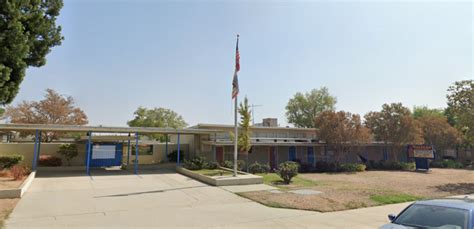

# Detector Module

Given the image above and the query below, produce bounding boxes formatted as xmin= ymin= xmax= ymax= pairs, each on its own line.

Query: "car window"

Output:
xmin=394 ymin=204 xmax=469 ymax=229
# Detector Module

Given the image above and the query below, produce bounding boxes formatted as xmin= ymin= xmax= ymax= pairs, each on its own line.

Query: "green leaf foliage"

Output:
xmin=127 ymin=107 xmax=188 ymax=141
xmin=57 ymin=144 xmax=78 ymax=166
xmin=446 ymin=80 xmax=474 ymax=147
xmin=0 ymin=0 xmax=64 ymax=104
xmin=0 ymin=155 xmax=24 ymax=169
xmin=277 ymin=161 xmax=299 ymax=184
xmin=285 ymin=87 xmax=337 ymax=128
xmin=238 ymin=97 xmax=252 ymax=153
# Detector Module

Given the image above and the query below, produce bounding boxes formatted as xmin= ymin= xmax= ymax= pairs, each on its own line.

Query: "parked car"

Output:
xmin=380 ymin=197 xmax=474 ymax=229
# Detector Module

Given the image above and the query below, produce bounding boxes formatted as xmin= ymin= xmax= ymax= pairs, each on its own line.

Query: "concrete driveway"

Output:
xmin=6 ymin=168 xmax=409 ymax=228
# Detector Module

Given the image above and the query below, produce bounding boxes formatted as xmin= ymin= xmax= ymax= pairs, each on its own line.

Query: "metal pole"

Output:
xmin=32 ymin=129 xmax=39 ymax=171
xmin=177 ymin=134 xmax=181 ymax=166
xmin=135 ymin=132 xmax=139 ymax=175
xmin=233 ymin=96 xmax=238 ymax=177
xmin=86 ymin=131 xmax=92 ymax=175
xmin=127 ymin=133 xmax=131 ymax=165
xmin=165 ymin=134 xmax=168 ymax=162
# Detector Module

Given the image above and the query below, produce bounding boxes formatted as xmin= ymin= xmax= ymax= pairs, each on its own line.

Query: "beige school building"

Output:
xmin=0 ymin=120 xmax=471 ymax=171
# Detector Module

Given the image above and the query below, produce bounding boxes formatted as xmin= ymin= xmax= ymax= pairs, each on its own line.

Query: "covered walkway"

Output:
xmin=0 ymin=124 xmax=220 ymax=175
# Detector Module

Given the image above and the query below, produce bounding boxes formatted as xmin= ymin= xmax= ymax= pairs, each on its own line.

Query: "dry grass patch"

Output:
xmin=239 ymin=169 xmax=474 ymax=212
xmin=0 ymin=198 xmax=18 ymax=229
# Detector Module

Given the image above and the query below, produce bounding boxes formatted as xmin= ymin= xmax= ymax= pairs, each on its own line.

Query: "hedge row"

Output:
xmin=0 ymin=155 xmax=24 ymax=169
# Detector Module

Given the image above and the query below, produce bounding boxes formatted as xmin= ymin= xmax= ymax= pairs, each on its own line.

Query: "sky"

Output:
xmin=12 ymin=0 xmax=473 ymax=127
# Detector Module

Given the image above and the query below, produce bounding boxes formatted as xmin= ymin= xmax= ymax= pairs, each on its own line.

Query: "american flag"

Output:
xmin=232 ymin=35 xmax=240 ymax=99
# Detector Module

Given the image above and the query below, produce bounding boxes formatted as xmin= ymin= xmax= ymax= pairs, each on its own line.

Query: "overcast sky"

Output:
xmin=12 ymin=0 xmax=473 ymax=127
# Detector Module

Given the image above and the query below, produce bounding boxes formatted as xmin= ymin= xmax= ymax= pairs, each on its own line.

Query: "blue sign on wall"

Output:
xmin=86 ymin=142 xmax=123 ymax=167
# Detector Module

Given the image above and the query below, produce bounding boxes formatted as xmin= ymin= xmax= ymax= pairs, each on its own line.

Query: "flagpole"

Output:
xmin=233 ymin=94 xmax=238 ymax=177
xmin=233 ymin=34 xmax=239 ymax=177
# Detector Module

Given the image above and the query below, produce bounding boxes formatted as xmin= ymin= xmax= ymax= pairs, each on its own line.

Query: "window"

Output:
xmin=131 ymin=145 xmax=153 ymax=155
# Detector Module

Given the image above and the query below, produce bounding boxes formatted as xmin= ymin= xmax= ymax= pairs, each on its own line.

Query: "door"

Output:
xmin=269 ymin=146 xmax=277 ymax=169
xmin=216 ymin=147 xmax=224 ymax=164
xmin=307 ymin=147 xmax=315 ymax=166
xmin=289 ymin=146 xmax=297 ymax=161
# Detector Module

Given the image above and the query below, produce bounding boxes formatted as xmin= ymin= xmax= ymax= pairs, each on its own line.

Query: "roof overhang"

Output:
xmin=0 ymin=124 xmax=221 ymax=135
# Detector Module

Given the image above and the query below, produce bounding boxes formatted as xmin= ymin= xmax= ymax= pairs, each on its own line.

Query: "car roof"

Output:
xmin=414 ymin=197 xmax=474 ymax=211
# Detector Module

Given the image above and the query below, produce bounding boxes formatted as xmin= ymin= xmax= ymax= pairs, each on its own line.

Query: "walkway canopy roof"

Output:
xmin=0 ymin=124 xmax=221 ymax=135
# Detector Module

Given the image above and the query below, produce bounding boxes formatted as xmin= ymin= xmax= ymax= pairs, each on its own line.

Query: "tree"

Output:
xmin=412 ymin=106 xmax=445 ymax=120
xmin=0 ymin=1 xmax=64 ymax=105
xmin=5 ymin=89 xmax=88 ymax=142
xmin=364 ymin=103 xmax=423 ymax=160
xmin=238 ymin=97 xmax=252 ymax=154
xmin=285 ymin=87 xmax=337 ymax=128
xmin=127 ymin=107 xmax=188 ymax=141
xmin=417 ymin=116 xmax=461 ymax=154
xmin=446 ymin=80 xmax=474 ymax=148
xmin=314 ymin=111 xmax=372 ymax=162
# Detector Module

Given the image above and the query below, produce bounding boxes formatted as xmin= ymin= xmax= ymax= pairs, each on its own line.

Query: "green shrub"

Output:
xmin=0 ymin=155 xmax=24 ymax=169
xmin=167 ymin=150 xmax=185 ymax=162
xmin=430 ymin=159 xmax=464 ymax=169
xmin=338 ymin=163 xmax=366 ymax=172
xmin=38 ymin=155 xmax=62 ymax=167
xmin=277 ymin=161 xmax=299 ymax=184
xmin=205 ymin=161 xmax=219 ymax=170
xmin=248 ymin=162 xmax=271 ymax=174
xmin=57 ymin=144 xmax=78 ymax=166
xmin=221 ymin=160 xmax=245 ymax=171
xmin=183 ymin=156 xmax=208 ymax=170
xmin=366 ymin=160 xmax=415 ymax=171
xmin=400 ymin=162 xmax=416 ymax=171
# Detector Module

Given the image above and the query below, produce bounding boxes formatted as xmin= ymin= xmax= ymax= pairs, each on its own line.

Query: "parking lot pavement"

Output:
xmin=6 ymin=169 xmax=409 ymax=228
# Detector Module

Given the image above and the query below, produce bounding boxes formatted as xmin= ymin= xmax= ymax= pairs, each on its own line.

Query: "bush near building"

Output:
xmin=38 ymin=155 xmax=62 ymax=167
xmin=248 ymin=162 xmax=271 ymax=174
xmin=183 ymin=156 xmax=216 ymax=170
xmin=430 ymin=159 xmax=464 ymax=169
xmin=365 ymin=160 xmax=415 ymax=171
xmin=57 ymin=144 xmax=78 ymax=166
xmin=0 ymin=155 xmax=23 ymax=169
xmin=277 ymin=161 xmax=299 ymax=184
xmin=221 ymin=160 xmax=246 ymax=171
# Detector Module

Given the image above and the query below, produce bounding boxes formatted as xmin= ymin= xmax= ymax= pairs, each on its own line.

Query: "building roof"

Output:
xmin=193 ymin=123 xmax=317 ymax=132
xmin=0 ymin=124 xmax=221 ymax=135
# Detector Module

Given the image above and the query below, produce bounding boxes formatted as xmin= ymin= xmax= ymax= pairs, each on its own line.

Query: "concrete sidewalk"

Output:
xmin=6 ymin=169 xmax=408 ymax=228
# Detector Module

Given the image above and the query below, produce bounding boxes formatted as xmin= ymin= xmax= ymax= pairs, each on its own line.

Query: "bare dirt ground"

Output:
xmin=0 ymin=198 xmax=19 ymax=228
xmin=240 ymin=169 xmax=474 ymax=212
xmin=0 ymin=177 xmax=24 ymax=190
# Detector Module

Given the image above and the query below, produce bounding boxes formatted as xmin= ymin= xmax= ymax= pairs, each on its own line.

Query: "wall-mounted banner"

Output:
xmin=408 ymin=145 xmax=435 ymax=159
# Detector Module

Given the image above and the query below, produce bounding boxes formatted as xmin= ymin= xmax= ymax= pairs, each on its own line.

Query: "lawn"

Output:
xmin=258 ymin=173 xmax=320 ymax=189
xmin=239 ymin=169 xmax=474 ymax=212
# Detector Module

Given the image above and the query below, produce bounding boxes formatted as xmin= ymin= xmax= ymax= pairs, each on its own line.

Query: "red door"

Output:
xmin=216 ymin=147 xmax=224 ymax=163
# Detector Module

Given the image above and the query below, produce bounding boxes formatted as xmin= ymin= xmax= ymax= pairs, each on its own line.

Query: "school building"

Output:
xmin=0 ymin=119 xmax=471 ymax=172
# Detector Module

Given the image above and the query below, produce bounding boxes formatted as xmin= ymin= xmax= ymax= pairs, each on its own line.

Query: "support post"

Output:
xmin=32 ymin=129 xmax=39 ymax=171
xmin=127 ymin=133 xmax=131 ymax=165
xmin=165 ymin=134 xmax=168 ymax=162
xmin=213 ymin=133 xmax=217 ymax=161
xmin=86 ymin=131 xmax=92 ymax=175
xmin=135 ymin=132 xmax=139 ymax=175
xmin=177 ymin=134 xmax=181 ymax=166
